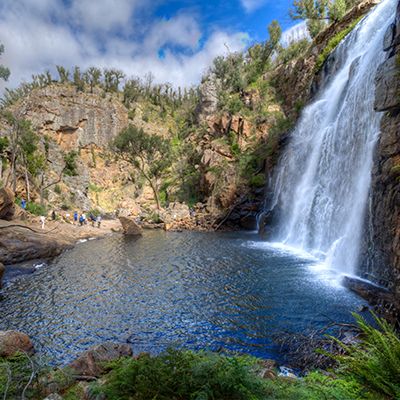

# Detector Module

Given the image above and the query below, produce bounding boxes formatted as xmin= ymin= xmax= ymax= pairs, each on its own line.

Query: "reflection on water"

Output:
xmin=0 ymin=230 xmax=365 ymax=365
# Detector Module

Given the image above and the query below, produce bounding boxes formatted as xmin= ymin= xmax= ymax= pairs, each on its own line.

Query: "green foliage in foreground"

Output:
xmin=89 ymin=349 xmax=385 ymax=400
xmin=0 ymin=353 xmax=45 ymax=399
xmin=91 ymin=350 xmax=267 ymax=400
xmin=332 ymin=313 xmax=400 ymax=399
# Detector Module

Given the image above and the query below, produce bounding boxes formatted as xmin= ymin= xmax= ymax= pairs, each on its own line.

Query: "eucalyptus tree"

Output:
xmin=113 ymin=124 xmax=171 ymax=209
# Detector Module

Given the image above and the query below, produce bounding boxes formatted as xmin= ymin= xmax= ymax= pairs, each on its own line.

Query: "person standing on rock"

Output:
xmin=40 ymin=215 xmax=46 ymax=229
xmin=96 ymin=214 xmax=102 ymax=228
xmin=21 ymin=198 xmax=26 ymax=209
xmin=74 ymin=211 xmax=78 ymax=225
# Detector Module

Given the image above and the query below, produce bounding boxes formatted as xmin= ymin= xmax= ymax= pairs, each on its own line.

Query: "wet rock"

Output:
xmin=239 ymin=214 xmax=258 ymax=231
xmin=342 ymin=276 xmax=396 ymax=305
xmin=118 ymin=216 xmax=143 ymax=236
xmin=0 ymin=188 xmax=15 ymax=221
xmin=68 ymin=342 xmax=132 ymax=378
xmin=0 ymin=330 xmax=34 ymax=357
xmin=258 ymin=359 xmax=277 ymax=380
xmin=383 ymin=23 xmax=396 ymax=51
xmin=374 ymin=57 xmax=400 ymax=112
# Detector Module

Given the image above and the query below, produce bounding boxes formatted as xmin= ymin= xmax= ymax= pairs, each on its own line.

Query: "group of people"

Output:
xmin=38 ymin=210 xmax=102 ymax=229
xmin=73 ymin=211 xmax=102 ymax=228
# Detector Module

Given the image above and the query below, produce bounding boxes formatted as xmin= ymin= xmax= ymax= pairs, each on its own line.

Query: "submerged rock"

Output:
xmin=0 ymin=330 xmax=34 ymax=357
xmin=118 ymin=216 xmax=143 ymax=236
xmin=68 ymin=342 xmax=132 ymax=378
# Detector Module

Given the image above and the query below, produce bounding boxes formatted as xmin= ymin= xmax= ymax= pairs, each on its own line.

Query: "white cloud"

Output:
xmin=240 ymin=0 xmax=268 ymax=13
xmin=0 ymin=1 xmax=249 ymax=92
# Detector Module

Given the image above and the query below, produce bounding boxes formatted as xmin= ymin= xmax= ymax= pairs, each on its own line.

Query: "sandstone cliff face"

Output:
xmin=13 ymin=85 xmax=128 ymax=149
xmin=362 ymin=3 xmax=400 ymax=297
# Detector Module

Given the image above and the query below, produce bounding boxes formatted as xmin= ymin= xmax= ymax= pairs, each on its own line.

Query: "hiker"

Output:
xmin=79 ymin=214 xmax=84 ymax=226
xmin=96 ymin=214 xmax=102 ymax=228
xmin=21 ymin=199 xmax=26 ymax=209
xmin=40 ymin=215 xmax=46 ymax=229
xmin=51 ymin=210 xmax=56 ymax=220
xmin=73 ymin=211 xmax=78 ymax=225
xmin=89 ymin=213 xmax=96 ymax=227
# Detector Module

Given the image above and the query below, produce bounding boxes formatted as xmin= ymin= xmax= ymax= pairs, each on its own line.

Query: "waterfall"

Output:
xmin=269 ymin=0 xmax=397 ymax=276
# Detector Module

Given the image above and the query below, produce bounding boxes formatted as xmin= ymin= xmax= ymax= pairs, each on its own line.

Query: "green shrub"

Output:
xmin=88 ymin=183 xmax=102 ymax=193
xmin=249 ymin=174 xmax=265 ymax=188
xmin=54 ymin=184 xmax=62 ymax=194
xmin=63 ymin=150 xmax=79 ymax=176
xmin=91 ymin=349 xmax=266 ymax=400
xmin=0 ymin=353 xmax=48 ymax=399
xmin=330 ymin=312 xmax=400 ymax=398
xmin=26 ymin=202 xmax=47 ymax=216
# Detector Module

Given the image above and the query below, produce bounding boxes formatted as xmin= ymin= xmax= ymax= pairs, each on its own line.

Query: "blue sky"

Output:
xmin=0 ymin=0 xmax=299 ymax=90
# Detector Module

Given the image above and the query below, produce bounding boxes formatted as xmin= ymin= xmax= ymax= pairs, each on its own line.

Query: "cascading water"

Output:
xmin=269 ymin=0 xmax=397 ymax=276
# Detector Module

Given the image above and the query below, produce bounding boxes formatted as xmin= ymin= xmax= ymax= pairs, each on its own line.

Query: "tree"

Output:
xmin=0 ymin=137 xmax=9 ymax=181
xmin=73 ymin=66 xmax=85 ymax=92
xmin=84 ymin=67 xmax=102 ymax=93
xmin=1 ymin=112 xmax=44 ymax=200
xmin=113 ymin=125 xmax=171 ymax=209
xmin=329 ymin=0 xmax=347 ymax=21
xmin=0 ymin=44 xmax=10 ymax=81
xmin=290 ymin=0 xmax=329 ymax=37
xmin=56 ymin=65 xmax=70 ymax=83
xmin=104 ymin=68 xmax=125 ymax=92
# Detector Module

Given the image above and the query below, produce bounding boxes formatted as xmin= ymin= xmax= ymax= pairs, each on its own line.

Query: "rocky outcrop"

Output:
xmin=0 ymin=220 xmax=73 ymax=264
xmin=119 ymin=216 xmax=143 ymax=236
xmin=0 ymin=187 xmax=15 ymax=221
xmin=13 ymin=85 xmax=128 ymax=149
xmin=0 ymin=330 xmax=34 ymax=357
xmin=363 ymin=2 xmax=400 ymax=298
xmin=68 ymin=342 xmax=132 ymax=378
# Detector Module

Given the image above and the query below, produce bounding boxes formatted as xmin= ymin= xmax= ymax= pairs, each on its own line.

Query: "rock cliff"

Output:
xmin=362 ymin=2 xmax=400 ymax=298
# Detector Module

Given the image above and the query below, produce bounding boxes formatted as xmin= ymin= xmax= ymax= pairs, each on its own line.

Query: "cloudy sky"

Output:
xmin=0 ymin=0 xmax=296 ymax=91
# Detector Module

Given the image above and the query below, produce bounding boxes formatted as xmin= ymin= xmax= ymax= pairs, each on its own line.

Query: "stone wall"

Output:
xmin=362 ymin=1 xmax=400 ymax=298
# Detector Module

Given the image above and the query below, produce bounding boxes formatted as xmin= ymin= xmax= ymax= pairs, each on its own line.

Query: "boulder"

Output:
xmin=0 ymin=188 xmax=15 ymax=221
xmin=0 ymin=262 xmax=4 ymax=288
xmin=118 ymin=216 xmax=143 ymax=236
xmin=68 ymin=342 xmax=132 ymax=378
xmin=0 ymin=330 xmax=34 ymax=357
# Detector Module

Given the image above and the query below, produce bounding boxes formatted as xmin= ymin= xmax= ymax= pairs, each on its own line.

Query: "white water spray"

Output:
xmin=270 ymin=0 xmax=397 ymax=275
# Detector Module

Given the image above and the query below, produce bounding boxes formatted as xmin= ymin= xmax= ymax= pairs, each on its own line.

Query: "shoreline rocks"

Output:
xmin=68 ymin=342 xmax=133 ymax=378
xmin=0 ymin=330 xmax=34 ymax=357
